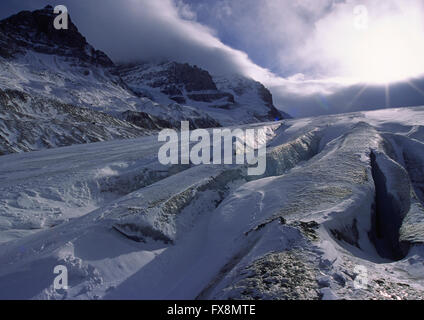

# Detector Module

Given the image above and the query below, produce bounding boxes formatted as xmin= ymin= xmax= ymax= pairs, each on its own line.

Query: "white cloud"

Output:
xmin=297 ymin=0 xmax=424 ymax=82
xmin=175 ymin=0 xmax=197 ymax=20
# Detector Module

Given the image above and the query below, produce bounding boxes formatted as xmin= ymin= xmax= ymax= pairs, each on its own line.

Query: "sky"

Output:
xmin=1 ymin=0 xmax=424 ymax=117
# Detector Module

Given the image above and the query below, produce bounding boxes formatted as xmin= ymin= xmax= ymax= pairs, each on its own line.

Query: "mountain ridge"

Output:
xmin=0 ymin=5 xmax=113 ymax=66
xmin=0 ymin=5 xmax=289 ymax=155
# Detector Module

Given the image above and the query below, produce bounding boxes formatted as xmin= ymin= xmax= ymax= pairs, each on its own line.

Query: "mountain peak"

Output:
xmin=0 ymin=6 xmax=113 ymax=67
xmin=117 ymin=60 xmax=285 ymax=124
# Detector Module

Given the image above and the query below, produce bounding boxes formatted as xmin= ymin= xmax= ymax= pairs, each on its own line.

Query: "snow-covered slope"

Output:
xmin=0 ymin=6 xmax=160 ymax=155
xmin=117 ymin=62 xmax=285 ymax=126
xmin=0 ymin=88 xmax=151 ymax=155
xmin=0 ymin=106 xmax=423 ymax=300
xmin=0 ymin=50 xmax=219 ymax=130
xmin=0 ymin=6 xmax=221 ymax=129
xmin=0 ymin=6 xmax=135 ymax=114
xmin=0 ymin=6 xmax=285 ymax=155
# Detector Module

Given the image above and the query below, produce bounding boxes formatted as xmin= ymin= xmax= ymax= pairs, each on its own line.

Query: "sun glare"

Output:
xmin=349 ymin=16 xmax=424 ymax=84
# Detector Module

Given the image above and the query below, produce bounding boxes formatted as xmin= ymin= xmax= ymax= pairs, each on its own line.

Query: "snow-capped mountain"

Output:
xmin=117 ymin=62 xmax=285 ymax=126
xmin=0 ymin=106 xmax=423 ymax=299
xmin=0 ymin=6 xmax=287 ymax=155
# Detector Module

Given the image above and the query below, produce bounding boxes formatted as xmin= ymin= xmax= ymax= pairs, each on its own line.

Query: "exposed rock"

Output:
xmin=121 ymin=110 xmax=172 ymax=130
xmin=0 ymin=5 xmax=113 ymax=66
xmin=118 ymin=62 xmax=287 ymax=125
xmin=0 ymin=89 xmax=148 ymax=154
xmin=188 ymin=92 xmax=235 ymax=104
xmin=256 ymin=83 xmax=285 ymax=121
xmin=216 ymin=251 xmax=320 ymax=300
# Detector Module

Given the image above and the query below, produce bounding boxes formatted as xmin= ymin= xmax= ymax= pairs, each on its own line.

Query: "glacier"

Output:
xmin=0 ymin=106 xmax=423 ymax=300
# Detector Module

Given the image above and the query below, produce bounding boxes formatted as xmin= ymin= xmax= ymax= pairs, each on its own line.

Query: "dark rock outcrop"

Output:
xmin=257 ymin=83 xmax=285 ymax=121
xmin=0 ymin=5 xmax=113 ymax=66
xmin=187 ymin=92 xmax=235 ymax=103
xmin=117 ymin=62 xmax=237 ymax=107
xmin=121 ymin=110 xmax=173 ymax=130
xmin=152 ymin=62 xmax=218 ymax=92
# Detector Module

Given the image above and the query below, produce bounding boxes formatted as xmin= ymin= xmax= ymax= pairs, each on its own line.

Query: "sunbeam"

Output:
xmin=346 ymin=84 xmax=368 ymax=111
xmin=385 ymin=83 xmax=391 ymax=108
xmin=406 ymin=80 xmax=424 ymax=98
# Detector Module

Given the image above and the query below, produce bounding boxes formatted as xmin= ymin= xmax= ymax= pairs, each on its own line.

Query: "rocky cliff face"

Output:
xmin=117 ymin=62 xmax=235 ymax=106
xmin=149 ymin=62 xmax=218 ymax=92
xmin=118 ymin=62 xmax=285 ymax=126
xmin=0 ymin=5 xmax=113 ymax=66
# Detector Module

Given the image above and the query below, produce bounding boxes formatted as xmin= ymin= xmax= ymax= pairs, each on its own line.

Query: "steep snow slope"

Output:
xmin=0 ymin=6 xmax=222 ymax=146
xmin=0 ymin=6 xmax=284 ymax=143
xmin=0 ymin=50 xmax=142 ymax=115
xmin=0 ymin=51 xmax=218 ymax=129
xmin=0 ymin=88 xmax=150 ymax=155
xmin=0 ymin=6 xmax=138 ymax=114
xmin=0 ymin=106 xmax=423 ymax=300
xmin=0 ymin=6 xmax=159 ymax=155
xmin=117 ymin=62 xmax=284 ymax=126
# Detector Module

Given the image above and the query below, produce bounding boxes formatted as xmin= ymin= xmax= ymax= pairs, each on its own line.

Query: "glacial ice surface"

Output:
xmin=0 ymin=107 xmax=424 ymax=299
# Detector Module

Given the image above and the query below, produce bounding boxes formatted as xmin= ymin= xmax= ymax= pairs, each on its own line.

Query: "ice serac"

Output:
xmin=108 ymin=166 xmax=243 ymax=244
